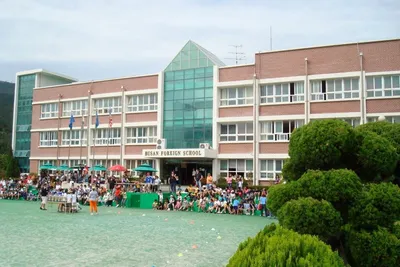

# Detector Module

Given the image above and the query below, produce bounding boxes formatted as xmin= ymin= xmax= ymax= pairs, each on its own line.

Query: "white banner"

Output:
xmin=143 ymin=149 xmax=217 ymax=158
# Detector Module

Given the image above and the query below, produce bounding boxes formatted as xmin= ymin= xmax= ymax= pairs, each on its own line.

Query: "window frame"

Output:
xmin=220 ymin=122 xmax=253 ymax=142
xmin=40 ymin=103 xmax=59 ymax=119
xmin=92 ymin=128 xmax=121 ymax=145
xmin=259 ymin=159 xmax=284 ymax=180
xmin=39 ymin=131 xmax=58 ymax=147
xmin=126 ymin=126 xmax=157 ymax=144
xmin=366 ymin=75 xmax=400 ymax=98
xmin=61 ymin=130 xmax=87 ymax=146
xmin=260 ymin=120 xmax=304 ymax=142
xmin=126 ymin=94 xmax=158 ymax=112
xmin=220 ymin=87 xmax=253 ymax=107
xmin=219 ymin=159 xmax=253 ymax=179
xmin=310 ymin=78 xmax=360 ymax=101
xmin=367 ymin=116 xmax=400 ymax=124
xmin=93 ymin=97 xmax=122 ymax=114
xmin=62 ymin=100 xmax=88 ymax=117
xmin=260 ymin=82 xmax=305 ymax=104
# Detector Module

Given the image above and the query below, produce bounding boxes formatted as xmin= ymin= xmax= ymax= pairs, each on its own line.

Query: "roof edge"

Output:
xmin=16 ymin=69 xmax=78 ymax=82
xmin=34 ymin=72 xmax=159 ymax=90
xmin=256 ymin=38 xmax=400 ymax=55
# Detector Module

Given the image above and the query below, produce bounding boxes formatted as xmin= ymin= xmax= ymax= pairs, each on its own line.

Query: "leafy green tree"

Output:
xmin=267 ymin=119 xmax=400 ymax=266
xmin=346 ymin=227 xmax=400 ymax=267
xmin=227 ymin=224 xmax=345 ymax=267
xmin=278 ymin=197 xmax=342 ymax=242
xmin=5 ymin=149 xmax=20 ymax=178
xmin=349 ymin=183 xmax=400 ymax=231
xmin=284 ymin=120 xmax=357 ymax=181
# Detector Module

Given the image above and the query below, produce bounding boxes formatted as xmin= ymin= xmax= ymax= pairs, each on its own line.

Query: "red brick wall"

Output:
xmin=219 ymin=65 xmax=255 ymax=82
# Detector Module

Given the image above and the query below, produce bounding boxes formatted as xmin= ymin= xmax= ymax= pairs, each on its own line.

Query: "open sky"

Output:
xmin=0 ymin=0 xmax=399 ymax=82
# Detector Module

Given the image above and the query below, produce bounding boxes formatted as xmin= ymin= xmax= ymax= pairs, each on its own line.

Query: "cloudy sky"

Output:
xmin=0 ymin=0 xmax=399 ymax=82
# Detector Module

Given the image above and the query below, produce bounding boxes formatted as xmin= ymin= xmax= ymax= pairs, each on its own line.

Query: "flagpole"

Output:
xmin=92 ymin=109 xmax=98 ymax=185
xmin=106 ymin=109 xmax=111 ymax=177
xmin=68 ymin=128 xmax=72 ymax=168
xmin=79 ymin=109 xmax=84 ymax=166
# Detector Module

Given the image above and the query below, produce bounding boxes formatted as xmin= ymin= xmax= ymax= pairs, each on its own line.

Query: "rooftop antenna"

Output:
xmin=225 ymin=45 xmax=246 ymax=65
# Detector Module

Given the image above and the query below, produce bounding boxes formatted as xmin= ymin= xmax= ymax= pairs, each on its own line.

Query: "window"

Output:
xmin=39 ymin=160 xmax=56 ymax=169
xmin=260 ymin=120 xmax=304 ymax=141
xmin=311 ymin=78 xmax=359 ymax=101
xmin=39 ymin=131 xmax=58 ymax=147
xmin=220 ymin=87 xmax=253 ymax=106
xmin=40 ymin=103 xmax=58 ymax=118
xmin=61 ymin=130 xmax=87 ymax=146
xmin=367 ymin=116 xmax=400 ymax=124
xmin=126 ymin=127 xmax=157 ymax=144
xmin=219 ymin=159 xmax=253 ymax=179
xmin=260 ymin=159 xmax=284 ymax=180
xmin=366 ymin=75 xmax=400 ymax=97
xmin=93 ymin=97 xmax=122 ymax=114
xmin=342 ymin=118 xmax=361 ymax=128
xmin=220 ymin=122 xmax=253 ymax=142
xmin=260 ymin=82 xmax=304 ymax=104
xmin=127 ymin=94 xmax=158 ymax=112
xmin=62 ymin=100 xmax=88 ymax=117
xmin=93 ymin=128 xmax=121 ymax=145
xmin=60 ymin=159 xmax=87 ymax=167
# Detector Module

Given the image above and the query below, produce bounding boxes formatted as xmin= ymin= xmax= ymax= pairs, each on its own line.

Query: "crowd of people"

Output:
xmin=1 ymin=168 xmax=275 ymax=218
xmin=152 ymin=184 xmax=271 ymax=217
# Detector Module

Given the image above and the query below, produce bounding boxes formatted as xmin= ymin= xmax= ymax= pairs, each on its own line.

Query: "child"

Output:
xmin=175 ymin=198 xmax=181 ymax=210
xmin=207 ymin=198 xmax=214 ymax=213
xmin=163 ymin=199 xmax=168 ymax=210
xmin=152 ymin=199 xmax=158 ymax=210
xmin=168 ymin=195 xmax=175 ymax=211
xmin=180 ymin=198 xmax=189 ymax=211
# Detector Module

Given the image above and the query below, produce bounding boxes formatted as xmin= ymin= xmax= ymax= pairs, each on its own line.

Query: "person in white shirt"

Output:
xmin=66 ymin=191 xmax=72 ymax=213
xmin=153 ymin=176 xmax=161 ymax=192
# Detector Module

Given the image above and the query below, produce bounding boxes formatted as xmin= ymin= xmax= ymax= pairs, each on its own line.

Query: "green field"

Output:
xmin=0 ymin=200 xmax=274 ymax=267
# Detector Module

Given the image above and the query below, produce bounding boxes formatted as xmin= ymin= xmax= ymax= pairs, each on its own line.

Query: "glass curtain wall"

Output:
xmin=15 ymin=74 xmax=35 ymax=172
xmin=163 ymin=41 xmax=215 ymax=149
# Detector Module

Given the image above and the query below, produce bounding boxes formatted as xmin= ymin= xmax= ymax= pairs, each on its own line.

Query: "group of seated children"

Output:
xmin=152 ymin=191 xmax=258 ymax=215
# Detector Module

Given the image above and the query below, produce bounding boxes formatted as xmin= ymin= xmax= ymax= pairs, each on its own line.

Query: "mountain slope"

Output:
xmin=0 ymin=81 xmax=15 ymax=153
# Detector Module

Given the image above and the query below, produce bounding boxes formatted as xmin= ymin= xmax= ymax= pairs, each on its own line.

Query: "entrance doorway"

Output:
xmin=161 ymin=159 xmax=212 ymax=185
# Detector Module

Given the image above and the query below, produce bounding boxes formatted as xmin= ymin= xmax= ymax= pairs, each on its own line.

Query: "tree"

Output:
xmin=227 ymin=224 xmax=345 ymax=267
xmin=278 ymin=197 xmax=342 ymax=242
xmin=268 ymin=119 xmax=400 ymax=266
xmin=5 ymin=148 xmax=20 ymax=178
xmin=284 ymin=120 xmax=357 ymax=181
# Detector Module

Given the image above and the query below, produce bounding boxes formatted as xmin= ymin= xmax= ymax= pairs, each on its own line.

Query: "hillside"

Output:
xmin=0 ymin=81 xmax=15 ymax=154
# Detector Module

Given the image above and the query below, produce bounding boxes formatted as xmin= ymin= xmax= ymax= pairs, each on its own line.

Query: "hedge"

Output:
xmin=227 ymin=223 xmax=345 ymax=267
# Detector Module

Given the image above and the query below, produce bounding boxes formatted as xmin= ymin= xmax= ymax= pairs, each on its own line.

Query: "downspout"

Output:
xmin=56 ymin=93 xmax=62 ymax=165
xmin=253 ymin=54 xmax=260 ymax=186
xmin=120 ymin=86 xmax=126 ymax=166
xmin=304 ymin=58 xmax=309 ymax=123
xmin=359 ymin=52 xmax=365 ymax=124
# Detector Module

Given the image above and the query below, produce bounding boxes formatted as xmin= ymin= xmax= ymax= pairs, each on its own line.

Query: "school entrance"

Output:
xmin=142 ymin=148 xmax=218 ymax=185
xmin=161 ymin=159 xmax=212 ymax=185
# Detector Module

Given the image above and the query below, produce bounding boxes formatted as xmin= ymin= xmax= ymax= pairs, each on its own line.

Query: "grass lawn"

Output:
xmin=0 ymin=200 xmax=274 ymax=267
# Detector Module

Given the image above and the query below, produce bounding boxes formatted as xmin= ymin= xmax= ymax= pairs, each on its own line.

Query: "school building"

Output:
xmin=12 ymin=39 xmax=400 ymax=185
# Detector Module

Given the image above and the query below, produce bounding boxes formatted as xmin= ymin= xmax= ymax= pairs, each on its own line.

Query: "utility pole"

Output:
xmin=225 ymin=45 xmax=246 ymax=65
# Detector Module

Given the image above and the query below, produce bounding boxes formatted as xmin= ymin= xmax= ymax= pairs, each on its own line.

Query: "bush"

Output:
xmin=347 ymin=227 xmax=400 ymax=267
xmin=267 ymin=182 xmax=301 ymax=215
xmin=227 ymin=223 xmax=345 ymax=267
xmin=285 ymin=119 xmax=356 ymax=180
xmin=349 ymin=183 xmax=400 ymax=231
xmin=355 ymin=131 xmax=398 ymax=182
xmin=278 ymin=197 xmax=342 ymax=242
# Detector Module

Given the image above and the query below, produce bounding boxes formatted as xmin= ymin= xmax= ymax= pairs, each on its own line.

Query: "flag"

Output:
xmin=108 ymin=109 xmax=113 ymax=128
xmin=68 ymin=113 xmax=75 ymax=130
xmin=95 ymin=110 xmax=99 ymax=128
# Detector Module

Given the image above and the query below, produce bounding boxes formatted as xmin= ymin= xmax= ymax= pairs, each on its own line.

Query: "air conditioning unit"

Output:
xmin=199 ymin=143 xmax=210 ymax=149
xmin=156 ymin=139 xmax=167 ymax=149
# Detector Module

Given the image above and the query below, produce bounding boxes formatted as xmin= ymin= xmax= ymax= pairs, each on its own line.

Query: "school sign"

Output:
xmin=142 ymin=149 xmax=217 ymax=158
